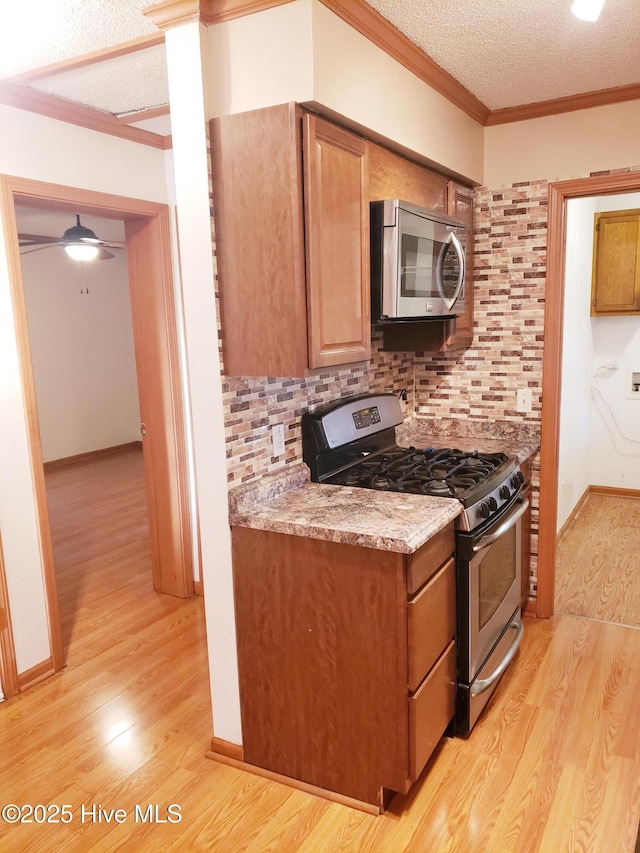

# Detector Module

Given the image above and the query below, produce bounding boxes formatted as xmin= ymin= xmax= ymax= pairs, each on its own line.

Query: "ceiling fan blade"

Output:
xmin=19 ymin=244 xmax=60 ymax=256
xmin=20 ymin=243 xmax=115 ymax=261
xmin=18 ymin=232 xmax=60 ymax=247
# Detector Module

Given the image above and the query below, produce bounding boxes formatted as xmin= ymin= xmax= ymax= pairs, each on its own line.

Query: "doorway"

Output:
xmin=0 ymin=175 xmax=194 ymax=688
xmin=537 ymin=170 xmax=640 ymax=618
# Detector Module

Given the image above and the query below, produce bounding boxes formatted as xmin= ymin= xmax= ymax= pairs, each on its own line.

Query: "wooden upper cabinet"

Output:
xmin=368 ymin=141 xmax=447 ymax=210
xmin=591 ymin=209 xmax=640 ymax=316
xmin=445 ymin=180 xmax=475 ymax=349
xmin=303 ymin=114 xmax=370 ymax=368
xmin=210 ymin=103 xmax=370 ymax=377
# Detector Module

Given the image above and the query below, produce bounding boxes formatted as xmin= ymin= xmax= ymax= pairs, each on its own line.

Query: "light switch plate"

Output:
xmin=272 ymin=424 xmax=285 ymax=456
xmin=516 ymin=388 xmax=532 ymax=413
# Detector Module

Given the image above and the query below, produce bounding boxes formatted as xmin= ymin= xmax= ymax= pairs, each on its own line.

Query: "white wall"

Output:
xmin=557 ymin=197 xmax=597 ymax=530
xmin=207 ymin=0 xmax=484 ymax=184
xmin=0 ymin=105 xmax=171 ymax=673
xmin=19 ymin=210 xmax=140 ymax=463
xmin=558 ymin=193 xmax=640 ymax=530
xmin=485 ymin=100 xmax=640 ymax=187
xmin=589 ymin=191 xmax=640 ymax=488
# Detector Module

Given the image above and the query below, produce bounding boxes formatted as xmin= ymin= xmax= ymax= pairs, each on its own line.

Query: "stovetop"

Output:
xmin=301 ymin=393 xmax=524 ymax=531
xmin=325 ymin=446 xmax=511 ymax=504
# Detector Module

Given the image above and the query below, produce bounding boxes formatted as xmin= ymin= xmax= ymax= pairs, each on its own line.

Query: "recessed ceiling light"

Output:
xmin=571 ymin=0 xmax=605 ymax=21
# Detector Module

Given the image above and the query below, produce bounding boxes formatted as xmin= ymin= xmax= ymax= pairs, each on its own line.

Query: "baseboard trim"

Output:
xmin=557 ymin=486 xmax=591 ymax=543
xmin=43 ymin=442 xmax=143 ymax=471
xmin=205 ymin=750 xmax=381 ymax=814
xmin=210 ymin=737 xmax=244 ymax=762
xmin=18 ymin=657 xmax=55 ymax=692
xmin=558 ymin=484 xmax=640 ymax=546
xmin=589 ymin=485 xmax=640 ymax=500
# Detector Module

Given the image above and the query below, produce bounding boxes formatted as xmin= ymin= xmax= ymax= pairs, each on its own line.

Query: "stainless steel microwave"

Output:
xmin=370 ymin=199 xmax=467 ymax=322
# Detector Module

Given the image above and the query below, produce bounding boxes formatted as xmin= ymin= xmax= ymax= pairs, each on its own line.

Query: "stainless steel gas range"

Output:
xmin=302 ymin=392 xmax=528 ymax=736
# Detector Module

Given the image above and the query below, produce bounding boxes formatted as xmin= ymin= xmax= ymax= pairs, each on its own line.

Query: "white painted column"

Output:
xmin=163 ymin=21 xmax=241 ymax=743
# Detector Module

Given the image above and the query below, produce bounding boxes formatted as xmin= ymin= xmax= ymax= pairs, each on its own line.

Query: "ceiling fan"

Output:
xmin=18 ymin=215 xmax=126 ymax=261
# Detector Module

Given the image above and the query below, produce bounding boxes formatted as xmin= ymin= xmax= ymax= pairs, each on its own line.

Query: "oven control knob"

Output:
xmin=478 ymin=501 xmax=492 ymax=519
xmin=499 ymin=485 xmax=511 ymax=500
xmin=487 ymin=497 xmax=498 ymax=512
xmin=512 ymin=471 xmax=525 ymax=487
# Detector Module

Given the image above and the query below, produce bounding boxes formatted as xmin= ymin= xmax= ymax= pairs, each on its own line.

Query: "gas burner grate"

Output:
xmin=328 ymin=447 xmax=510 ymax=501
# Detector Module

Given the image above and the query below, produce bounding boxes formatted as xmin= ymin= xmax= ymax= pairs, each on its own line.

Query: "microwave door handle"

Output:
xmin=440 ymin=231 xmax=466 ymax=311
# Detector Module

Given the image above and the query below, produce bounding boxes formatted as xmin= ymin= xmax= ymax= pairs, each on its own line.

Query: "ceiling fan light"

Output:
xmin=571 ymin=0 xmax=605 ymax=21
xmin=64 ymin=243 xmax=100 ymax=262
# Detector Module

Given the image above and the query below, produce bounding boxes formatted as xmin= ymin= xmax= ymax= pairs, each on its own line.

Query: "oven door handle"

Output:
xmin=472 ymin=497 xmax=529 ymax=553
xmin=470 ymin=617 xmax=524 ymax=697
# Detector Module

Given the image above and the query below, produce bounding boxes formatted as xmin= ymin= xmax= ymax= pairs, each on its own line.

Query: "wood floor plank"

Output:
xmin=556 ymin=494 xmax=640 ymax=626
xmin=1 ymin=449 xmax=640 ymax=851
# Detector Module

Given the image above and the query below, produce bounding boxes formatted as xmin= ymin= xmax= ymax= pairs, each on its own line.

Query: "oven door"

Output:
xmin=456 ymin=496 xmax=528 ymax=734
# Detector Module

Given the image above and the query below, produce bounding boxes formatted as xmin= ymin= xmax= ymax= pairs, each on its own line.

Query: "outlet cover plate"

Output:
xmin=272 ymin=424 xmax=285 ymax=456
xmin=516 ymin=389 xmax=532 ymax=413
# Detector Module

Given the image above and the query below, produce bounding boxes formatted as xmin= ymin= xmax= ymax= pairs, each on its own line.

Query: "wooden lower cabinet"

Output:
xmin=232 ymin=523 xmax=456 ymax=810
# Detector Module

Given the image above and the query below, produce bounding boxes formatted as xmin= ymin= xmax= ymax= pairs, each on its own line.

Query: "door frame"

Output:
xmin=537 ymin=169 xmax=640 ymax=618
xmin=0 ymin=175 xmax=194 ymax=676
xmin=0 ymin=532 xmax=19 ymax=698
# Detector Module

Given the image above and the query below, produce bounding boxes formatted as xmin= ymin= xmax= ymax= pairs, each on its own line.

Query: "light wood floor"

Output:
xmin=1 ymin=451 xmax=639 ymax=851
xmin=556 ymin=493 xmax=640 ymax=627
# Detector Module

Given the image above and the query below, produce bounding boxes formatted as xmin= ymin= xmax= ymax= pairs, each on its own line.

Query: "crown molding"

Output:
xmin=202 ymin=0 xmax=295 ymax=23
xmin=145 ymin=0 xmax=293 ymax=29
xmin=486 ymin=83 xmax=640 ymax=126
xmin=145 ymin=0 xmax=204 ymax=29
xmin=117 ymin=104 xmax=171 ymax=125
xmin=317 ymin=0 xmax=490 ymax=126
xmin=2 ymin=34 xmax=165 ymax=85
xmin=0 ymin=84 xmax=172 ymax=150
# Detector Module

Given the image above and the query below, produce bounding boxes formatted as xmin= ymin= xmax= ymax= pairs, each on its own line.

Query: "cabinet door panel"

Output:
xmin=408 ymin=557 xmax=455 ymax=692
xmin=303 ymin=114 xmax=371 ymax=368
xmin=592 ymin=210 xmax=640 ymax=315
xmin=406 ymin=523 xmax=455 ymax=595
xmin=210 ymin=104 xmax=308 ymax=376
xmin=409 ymin=640 xmax=456 ymax=782
xmin=368 ymin=142 xmax=447 ymax=211
xmin=446 ymin=180 xmax=474 ymax=349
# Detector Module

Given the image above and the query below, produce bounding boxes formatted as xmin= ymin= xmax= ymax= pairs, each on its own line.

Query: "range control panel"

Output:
xmin=352 ymin=406 xmax=381 ymax=430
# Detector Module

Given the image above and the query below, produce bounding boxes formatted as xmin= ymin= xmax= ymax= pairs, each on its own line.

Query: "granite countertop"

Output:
xmin=228 ymin=464 xmax=461 ymax=554
xmin=396 ymin=418 xmax=540 ymax=464
xmin=228 ymin=417 xmax=540 ymax=555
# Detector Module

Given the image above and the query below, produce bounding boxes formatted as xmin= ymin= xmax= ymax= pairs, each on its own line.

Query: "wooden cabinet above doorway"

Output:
xmin=591 ymin=208 xmax=640 ymax=316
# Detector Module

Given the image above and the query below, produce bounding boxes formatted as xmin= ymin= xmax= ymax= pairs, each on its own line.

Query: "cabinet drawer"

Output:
xmin=409 ymin=640 xmax=456 ymax=782
xmin=407 ymin=524 xmax=455 ymax=595
xmin=407 ymin=557 xmax=456 ymax=692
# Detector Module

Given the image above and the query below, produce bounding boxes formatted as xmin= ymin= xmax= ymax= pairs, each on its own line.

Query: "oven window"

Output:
xmin=478 ymin=523 xmax=517 ymax=630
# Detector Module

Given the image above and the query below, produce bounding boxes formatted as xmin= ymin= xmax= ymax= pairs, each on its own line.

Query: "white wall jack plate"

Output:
xmin=516 ymin=388 xmax=532 ymax=413
xmin=272 ymin=423 xmax=286 ymax=457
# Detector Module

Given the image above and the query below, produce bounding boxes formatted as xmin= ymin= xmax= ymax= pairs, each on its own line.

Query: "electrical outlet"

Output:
xmin=516 ymin=388 xmax=532 ymax=413
xmin=272 ymin=423 xmax=285 ymax=457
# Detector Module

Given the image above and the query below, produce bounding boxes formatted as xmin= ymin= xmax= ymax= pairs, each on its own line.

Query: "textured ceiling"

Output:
xmin=0 ymin=0 xmax=159 ymax=77
xmin=31 ymin=45 xmax=169 ymax=116
xmin=1 ymin=0 xmax=640 ymax=126
xmin=365 ymin=0 xmax=640 ymax=110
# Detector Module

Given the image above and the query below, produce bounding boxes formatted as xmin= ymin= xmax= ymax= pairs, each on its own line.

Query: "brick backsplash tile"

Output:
xmin=211 ymin=173 xmax=553 ymax=597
